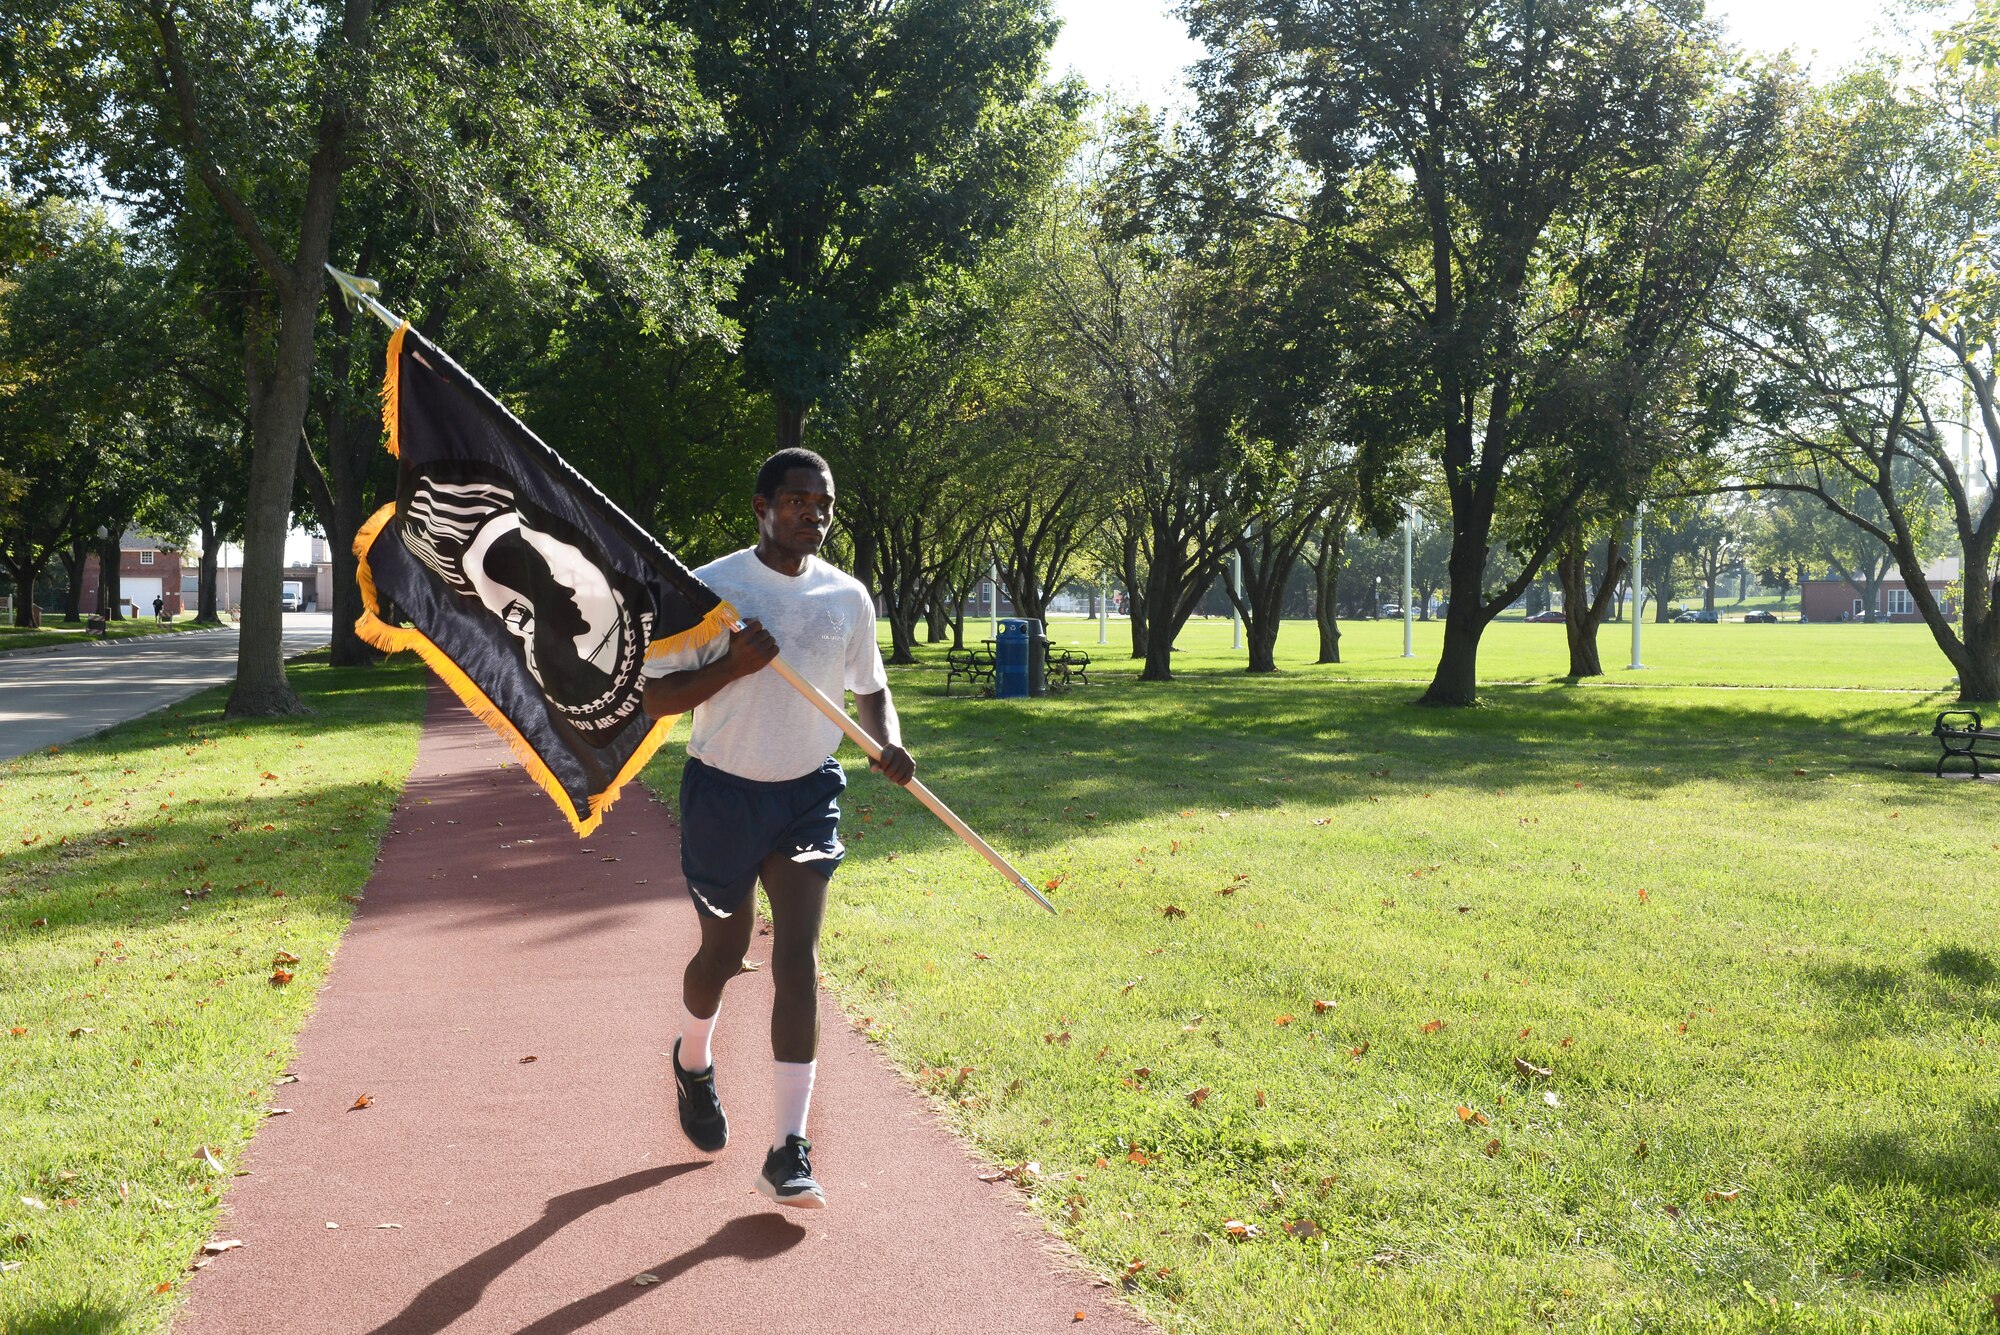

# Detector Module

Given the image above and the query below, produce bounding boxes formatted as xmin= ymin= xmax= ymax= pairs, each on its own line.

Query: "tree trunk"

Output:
xmin=98 ymin=532 xmax=123 ymax=618
xmin=312 ymin=297 xmax=383 ymax=668
xmin=1558 ymin=538 xmax=1601 ymax=678
xmin=1314 ymin=512 xmax=1346 ymax=664
xmin=3 ymin=557 xmax=50 ymax=627
xmin=58 ymin=539 xmax=88 ymax=622
xmin=1420 ymin=509 xmax=1495 ymax=706
xmin=197 ymin=516 xmax=222 ymax=624
xmin=776 ymin=398 xmax=809 ymax=452
xmin=227 ymin=282 xmax=322 ymax=719
xmin=1118 ymin=526 xmax=1147 ymax=661
xmin=924 ymin=582 xmax=949 ymax=643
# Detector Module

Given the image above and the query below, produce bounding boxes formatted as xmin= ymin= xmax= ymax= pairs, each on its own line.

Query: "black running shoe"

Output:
xmin=757 ymin=1135 xmax=826 ymax=1209
xmin=672 ymin=1038 xmax=728 ymax=1152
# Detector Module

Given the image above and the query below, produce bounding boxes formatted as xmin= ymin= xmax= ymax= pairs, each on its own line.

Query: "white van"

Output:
xmin=281 ymin=581 xmax=304 ymax=612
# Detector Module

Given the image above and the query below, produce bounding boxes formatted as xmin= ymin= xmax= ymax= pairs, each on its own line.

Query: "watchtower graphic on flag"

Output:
xmin=355 ymin=322 xmax=737 ymax=836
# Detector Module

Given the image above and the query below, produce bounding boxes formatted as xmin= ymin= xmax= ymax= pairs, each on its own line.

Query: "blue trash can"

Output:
xmin=995 ymin=618 xmax=1031 ymax=698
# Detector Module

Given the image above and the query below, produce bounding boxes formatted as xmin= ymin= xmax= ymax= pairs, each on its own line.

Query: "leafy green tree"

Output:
xmin=648 ymin=0 xmax=1075 ymax=453
xmin=1730 ymin=57 xmax=2000 ymax=692
xmin=0 ymin=201 xmax=161 ymax=625
xmin=10 ymin=0 xmax=727 ymax=712
xmin=1185 ymin=0 xmax=1790 ymax=703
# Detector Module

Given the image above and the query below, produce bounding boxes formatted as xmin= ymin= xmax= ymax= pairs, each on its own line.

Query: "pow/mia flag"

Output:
xmin=355 ymin=323 xmax=736 ymax=836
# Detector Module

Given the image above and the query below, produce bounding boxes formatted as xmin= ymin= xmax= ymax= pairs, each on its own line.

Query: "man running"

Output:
xmin=641 ymin=447 xmax=913 ymax=1210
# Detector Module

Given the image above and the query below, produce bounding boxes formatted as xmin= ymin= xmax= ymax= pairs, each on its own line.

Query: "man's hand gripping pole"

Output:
xmin=750 ymin=630 xmax=1056 ymax=915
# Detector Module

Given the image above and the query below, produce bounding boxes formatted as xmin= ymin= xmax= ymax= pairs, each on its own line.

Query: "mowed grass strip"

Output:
xmin=1040 ymin=615 xmax=1970 ymax=693
xmin=723 ymin=634 xmax=1999 ymax=1333
xmin=0 ymin=619 xmax=232 ymax=656
xmin=0 ymin=660 xmax=425 ymax=1332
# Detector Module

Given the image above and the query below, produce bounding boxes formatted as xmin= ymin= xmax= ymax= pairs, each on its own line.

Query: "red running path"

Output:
xmin=176 ymin=681 xmax=1152 ymax=1335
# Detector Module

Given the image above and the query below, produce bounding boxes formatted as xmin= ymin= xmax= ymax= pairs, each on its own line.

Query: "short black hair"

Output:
xmin=755 ymin=447 xmax=832 ymax=500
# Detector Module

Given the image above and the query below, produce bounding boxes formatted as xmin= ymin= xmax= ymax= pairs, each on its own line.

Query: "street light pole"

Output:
xmin=1402 ymin=501 xmax=1415 ymax=658
xmin=989 ymin=561 xmax=999 ymax=640
xmin=1098 ymin=572 xmax=1108 ymax=645
xmin=1230 ymin=550 xmax=1243 ymax=651
xmin=1628 ymin=502 xmax=1647 ymax=671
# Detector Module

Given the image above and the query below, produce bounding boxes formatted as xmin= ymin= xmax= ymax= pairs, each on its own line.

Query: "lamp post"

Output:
xmin=989 ymin=561 xmax=999 ymax=641
xmin=1098 ymin=571 xmax=1108 ymax=645
xmin=1402 ymin=501 xmax=1415 ymax=658
xmin=94 ymin=524 xmax=110 ymax=617
xmin=1628 ymin=502 xmax=1647 ymax=670
xmin=1230 ymin=550 xmax=1243 ymax=651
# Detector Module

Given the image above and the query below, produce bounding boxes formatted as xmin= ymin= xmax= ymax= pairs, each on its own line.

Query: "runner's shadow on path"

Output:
xmin=365 ymin=1163 xmax=708 ymax=1335
xmin=508 ymin=1212 xmax=810 ymax=1335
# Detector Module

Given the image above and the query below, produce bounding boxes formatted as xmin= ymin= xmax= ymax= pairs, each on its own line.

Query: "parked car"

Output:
xmin=1378 ymin=603 xmax=1403 ymax=618
xmin=1671 ymin=609 xmax=1719 ymax=623
xmin=1525 ymin=609 xmax=1566 ymax=623
xmin=1744 ymin=610 xmax=1779 ymax=623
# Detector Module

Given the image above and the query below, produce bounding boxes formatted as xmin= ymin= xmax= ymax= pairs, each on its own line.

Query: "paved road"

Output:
xmin=0 ymin=614 xmax=333 ymax=761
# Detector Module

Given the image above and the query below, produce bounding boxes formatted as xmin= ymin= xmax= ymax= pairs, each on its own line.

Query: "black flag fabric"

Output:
xmin=355 ymin=323 xmax=737 ymax=836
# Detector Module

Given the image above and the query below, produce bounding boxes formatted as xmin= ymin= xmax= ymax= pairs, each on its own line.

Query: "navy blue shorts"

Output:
xmin=677 ymin=756 xmax=846 ymax=919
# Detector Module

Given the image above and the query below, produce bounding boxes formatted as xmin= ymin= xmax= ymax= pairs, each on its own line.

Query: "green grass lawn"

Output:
xmin=647 ymin=621 xmax=1998 ymax=1333
xmin=0 ymin=617 xmax=233 ymax=656
xmin=1033 ymin=615 xmax=1967 ymax=692
xmin=0 ymin=661 xmax=424 ymax=1333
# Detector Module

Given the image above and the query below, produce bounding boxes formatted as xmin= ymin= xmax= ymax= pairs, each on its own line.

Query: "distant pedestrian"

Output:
xmin=153 ymin=595 xmax=166 ymax=624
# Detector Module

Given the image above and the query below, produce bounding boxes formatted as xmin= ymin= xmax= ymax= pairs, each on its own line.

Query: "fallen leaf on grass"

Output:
xmin=200 ymin=1239 xmax=243 ymax=1255
xmin=1455 ymin=1105 xmax=1491 ymax=1126
xmin=1543 ymin=1091 xmax=1560 ymax=1107
xmin=269 ymin=969 xmax=294 ymax=986
xmin=1637 ymin=888 xmax=1650 ymax=905
xmin=272 ymin=951 xmax=300 ymax=966
xmin=1127 ymin=1149 xmax=1152 ymax=1167
xmin=1514 ymin=1057 xmax=1553 ymax=1079
xmin=1703 ymin=1188 xmax=1741 ymax=1203
xmin=1222 ymin=1219 xmax=1260 ymax=1239
xmin=1483 ymin=1138 xmax=1501 ymax=1157
xmin=19 ymin=1196 xmax=44 ymax=1210
xmin=1350 ymin=1041 xmax=1370 ymax=1059
xmin=1274 ymin=1014 xmax=1295 ymax=1027
xmin=1664 ymin=1204 xmax=1682 ymax=1219
xmin=1255 ymin=1089 xmax=1267 ymax=1108
xmin=1283 ymin=1218 xmax=1318 ymax=1238
xmin=1159 ymin=904 xmax=1186 ymax=919
xmin=1421 ymin=1019 xmax=1445 ymax=1034
xmin=194 ymin=1146 xmax=225 ymax=1174
xmin=972 ymin=952 xmax=990 ymax=961
xmin=1120 ymin=978 xmax=1142 ymax=995
xmin=67 ymin=1027 xmax=94 ymax=1038
xmin=1312 ymin=999 xmax=1335 ymax=1014
xmin=1560 ymin=1036 xmax=1575 ymax=1049
xmin=154 ymin=1282 xmax=172 ymax=1294
xmin=1187 ymin=1087 xmax=1211 ymax=1108
xmin=9 ymin=1028 xmax=25 ymax=1038
xmin=349 ymin=1093 xmax=373 ymax=1111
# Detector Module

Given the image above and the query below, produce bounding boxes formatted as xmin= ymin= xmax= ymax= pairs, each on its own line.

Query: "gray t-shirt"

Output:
xmin=643 ymin=548 xmax=888 ymax=782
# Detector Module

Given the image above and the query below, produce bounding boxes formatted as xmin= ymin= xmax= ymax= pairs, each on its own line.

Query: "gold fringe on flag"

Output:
xmin=352 ymin=501 xmax=739 ymax=837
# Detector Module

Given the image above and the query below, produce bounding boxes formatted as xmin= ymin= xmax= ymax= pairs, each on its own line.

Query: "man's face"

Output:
xmin=755 ymin=467 xmax=835 ymax=555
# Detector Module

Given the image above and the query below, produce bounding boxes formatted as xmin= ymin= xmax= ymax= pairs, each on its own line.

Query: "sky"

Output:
xmin=1046 ymin=0 xmax=1974 ymax=108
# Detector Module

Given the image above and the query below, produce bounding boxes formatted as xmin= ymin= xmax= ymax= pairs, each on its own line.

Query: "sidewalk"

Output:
xmin=175 ymin=681 xmax=1153 ymax=1335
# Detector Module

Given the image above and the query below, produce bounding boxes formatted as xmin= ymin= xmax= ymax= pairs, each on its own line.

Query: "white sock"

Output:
xmin=679 ymin=1002 xmax=719 ymax=1073
xmin=772 ymin=1060 xmax=817 ymax=1148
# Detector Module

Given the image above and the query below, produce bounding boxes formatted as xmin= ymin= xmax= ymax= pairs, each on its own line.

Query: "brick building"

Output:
xmin=79 ymin=533 xmax=185 ymax=618
xmin=1798 ymin=558 xmax=1958 ymax=623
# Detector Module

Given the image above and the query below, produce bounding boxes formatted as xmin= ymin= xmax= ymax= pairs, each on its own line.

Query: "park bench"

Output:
xmin=1046 ymin=647 xmax=1091 ymax=691
xmin=944 ymin=646 xmax=995 ymax=696
xmin=1932 ymin=710 xmax=2000 ymax=778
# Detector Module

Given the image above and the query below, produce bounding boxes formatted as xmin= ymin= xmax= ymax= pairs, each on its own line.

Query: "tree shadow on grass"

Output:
xmin=367 ymin=1163 xmax=710 ymax=1335
xmin=831 ymin=676 xmax=1973 ymax=855
xmin=1804 ymin=943 xmax=2000 ymax=1030
xmin=0 ymin=1298 xmax=134 ymax=1335
xmin=1805 ymin=1097 xmax=2000 ymax=1282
